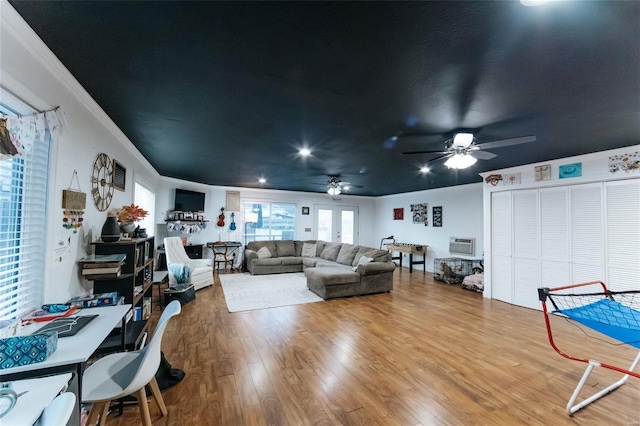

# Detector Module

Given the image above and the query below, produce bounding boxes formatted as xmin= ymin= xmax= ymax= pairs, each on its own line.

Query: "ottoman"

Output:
xmin=304 ymin=267 xmax=361 ymax=300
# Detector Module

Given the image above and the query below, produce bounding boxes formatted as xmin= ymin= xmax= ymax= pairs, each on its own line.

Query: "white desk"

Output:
xmin=0 ymin=305 xmax=131 ymax=426
xmin=0 ymin=305 xmax=131 ymax=379
xmin=1 ymin=373 xmax=72 ymax=425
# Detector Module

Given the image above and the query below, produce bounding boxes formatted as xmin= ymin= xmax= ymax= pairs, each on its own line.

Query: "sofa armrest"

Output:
xmin=245 ymin=249 xmax=257 ymax=263
xmin=357 ymin=261 xmax=396 ymax=275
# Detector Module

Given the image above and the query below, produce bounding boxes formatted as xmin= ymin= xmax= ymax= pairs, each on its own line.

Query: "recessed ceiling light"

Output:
xmin=299 ymin=148 xmax=311 ymax=157
xmin=420 ymin=166 xmax=430 ymax=173
xmin=258 ymin=178 xmax=266 ymax=184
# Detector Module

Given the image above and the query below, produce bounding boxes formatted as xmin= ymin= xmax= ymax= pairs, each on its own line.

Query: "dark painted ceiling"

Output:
xmin=10 ymin=1 xmax=640 ymax=196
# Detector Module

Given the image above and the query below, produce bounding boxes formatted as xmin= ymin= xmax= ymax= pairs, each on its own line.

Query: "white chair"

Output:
xmin=81 ymin=301 xmax=182 ymax=426
xmin=35 ymin=392 xmax=76 ymax=426
xmin=164 ymin=237 xmax=213 ymax=290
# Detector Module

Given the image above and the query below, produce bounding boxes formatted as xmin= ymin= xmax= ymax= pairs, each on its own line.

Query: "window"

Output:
xmin=0 ymin=111 xmax=52 ymax=323
xmin=134 ymin=181 xmax=155 ymax=236
xmin=243 ymin=202 xmax=296 ymax=246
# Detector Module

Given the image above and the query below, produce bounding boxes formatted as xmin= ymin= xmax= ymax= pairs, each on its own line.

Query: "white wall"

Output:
xmin=1 ymin=2 xmax=162 ymax=303
xmin=155 ymin=178 xmax=377 ymax=253
xmin=375 ymin=183 xmax=484 ymax=272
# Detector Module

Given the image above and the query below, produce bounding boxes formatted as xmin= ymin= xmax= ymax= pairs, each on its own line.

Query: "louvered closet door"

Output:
xmin=570 ymin=183 xmax=605 ymax=283
xmin=512 ymin=190 xmax=540 ymax=309
xmin=491 ymin=191 xmax=512 ymax=303
xmin=540 ymin=188 xmax=570 ymax=289
xmin=606 ymin=179 xmax=640 ymax=291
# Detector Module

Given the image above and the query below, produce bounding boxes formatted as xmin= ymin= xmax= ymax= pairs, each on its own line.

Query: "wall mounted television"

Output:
xmin=174 ymin=189 xmax=206 ymax=212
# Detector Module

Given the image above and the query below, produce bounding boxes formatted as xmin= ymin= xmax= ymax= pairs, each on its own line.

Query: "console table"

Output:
xmin=386 ymin=243 xmax=428 ymax=274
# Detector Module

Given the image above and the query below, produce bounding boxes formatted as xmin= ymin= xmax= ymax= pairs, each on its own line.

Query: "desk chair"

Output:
xmin=35 ymin=392 xmax=76 ymax=426
xmin=212 ymin=241 xmax=234 ymax=273
xmin=164 ymin=237 xmax=213 ymax=290
xmin=82 ymin=301 xmax=182 ymax=426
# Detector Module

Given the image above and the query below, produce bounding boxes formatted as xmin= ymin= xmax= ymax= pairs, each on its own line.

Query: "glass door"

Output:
xmin=314 ymin=205 xmax=359 ymax=244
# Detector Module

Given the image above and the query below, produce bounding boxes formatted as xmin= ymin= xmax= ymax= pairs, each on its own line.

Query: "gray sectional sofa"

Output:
xmin=244 ymin=240 xmax=395 ymax=299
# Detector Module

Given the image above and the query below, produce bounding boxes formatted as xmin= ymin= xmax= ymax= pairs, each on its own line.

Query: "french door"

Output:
xmin=314 ymin=205 xmax=359 ymax=244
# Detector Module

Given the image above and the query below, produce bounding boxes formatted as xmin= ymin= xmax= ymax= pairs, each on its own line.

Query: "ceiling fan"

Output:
xmin=400 ymin=132 xmax=536 ymax=169
xmin=326 ymin=176 xmax=362 ymax=195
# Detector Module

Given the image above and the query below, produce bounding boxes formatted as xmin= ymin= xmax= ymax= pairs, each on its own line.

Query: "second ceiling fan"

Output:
xmin=401 ymin=132 xmax=536 ymax=169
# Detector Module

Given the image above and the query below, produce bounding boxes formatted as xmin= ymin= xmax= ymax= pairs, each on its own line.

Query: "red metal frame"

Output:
xmin=541 ymin=280 xmax=640 ymax=379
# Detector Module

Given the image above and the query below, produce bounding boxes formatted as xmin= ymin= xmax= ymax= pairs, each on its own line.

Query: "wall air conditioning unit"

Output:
xmin=449 ymin=237 xmax=475 ymax=256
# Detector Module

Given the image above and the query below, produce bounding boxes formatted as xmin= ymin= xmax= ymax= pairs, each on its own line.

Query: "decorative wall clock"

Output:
xmin=91 ymin=153 xmax=114 ymax=211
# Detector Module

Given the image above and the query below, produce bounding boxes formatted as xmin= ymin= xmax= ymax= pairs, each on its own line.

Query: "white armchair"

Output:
xmin=164 ymin=237 xmax=213 ymax=290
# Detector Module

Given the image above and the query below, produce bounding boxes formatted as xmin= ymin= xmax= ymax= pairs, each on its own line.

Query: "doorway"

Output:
xmin=314 ymin=205 xmax=359 ymax=244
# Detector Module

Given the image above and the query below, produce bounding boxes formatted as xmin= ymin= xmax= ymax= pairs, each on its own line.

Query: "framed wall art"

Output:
xmin=432 ymin=206 xmax=442 ymax=227
xmin=535 ymin=164 xmax=551 ymax=181
xmin=559 ymin=162 xmax=582 ymax=179
xmin=393 ymin=208 xmax=404 ymax=220
xmin=112 ymin=159 xmax=126 ymax=191
xmin=302 ymin=206 xmax=310 ymax=215
xmin=411 ymin=203 xmax=428 ymax=225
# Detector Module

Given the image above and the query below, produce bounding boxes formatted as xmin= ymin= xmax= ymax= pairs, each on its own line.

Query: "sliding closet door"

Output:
xmin=491 ymin=191 xmax=512 ymax=304
xmin=606 ymin=179 xmax=640 ymax=291
xmin=570 ymin=183 xmax=605 ymax=283
xmin=540 ymin=187 xmax=570 ymax=289
xmin=512 ymin=190 xmax=540 ymax=309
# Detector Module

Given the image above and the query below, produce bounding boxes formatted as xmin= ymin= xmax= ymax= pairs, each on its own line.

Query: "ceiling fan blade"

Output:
xmin=476 ymin=135 xmax=536 ymax=150
xmin=470 ymin=150 xmax=497 ymax=160
xmin=339 ymin=182 xmax=364 ymax=188
xmin=401 ymin=150 xmax=449 ymax=156
xmin=423 ymin=154 xmax=452 ymax=165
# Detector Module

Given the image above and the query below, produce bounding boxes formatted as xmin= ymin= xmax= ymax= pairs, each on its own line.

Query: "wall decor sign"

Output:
xmin=433 ymin=206 xmax=442 ymax=227
xmin=484 ymin=174 xmax=502 ymax=186
xmin=302 ymin=206 xmax=310 ymax=215
xmin=113 ymin=160 xmax=126 ymax=191
xmin=559 ymin=162 xmax=582 ymax=179
xmin=502 ymin=172 xmax=521 ymax=186
xmin=535 ymin=164 xmax=551 ymax=181
xmin=609 ymin=152 xmax=640 ymax=173
xmin=410 ymin=203 xmax=428 ymax=225
xmin=393 ymin=208 xmax=404 ymax=220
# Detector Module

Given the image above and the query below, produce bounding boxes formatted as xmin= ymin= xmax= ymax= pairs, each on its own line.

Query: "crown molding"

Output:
xmin=1 ymin=0 xmax=160 ymax=179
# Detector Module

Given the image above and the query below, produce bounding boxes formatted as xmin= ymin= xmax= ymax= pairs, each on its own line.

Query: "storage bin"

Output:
xmin=0 ymin=333 xmax=58 ymax=369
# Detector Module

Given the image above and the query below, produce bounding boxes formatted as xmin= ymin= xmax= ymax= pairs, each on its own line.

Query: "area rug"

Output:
xmin=219 ymin=272 xmax=323 ymax=312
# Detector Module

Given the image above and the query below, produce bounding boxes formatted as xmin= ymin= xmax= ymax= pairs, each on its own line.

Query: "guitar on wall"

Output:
xmin=217 ymin=207 xmax=225 ymax=227
xmin=229 ymin=212 xmax=236 ymax=231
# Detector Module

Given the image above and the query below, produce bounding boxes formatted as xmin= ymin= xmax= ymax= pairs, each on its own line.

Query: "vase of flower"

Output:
xmin=101 ymin=216 xmax=120 ymax=242
xmin=120 ymin=221 xmax=137 ymax=234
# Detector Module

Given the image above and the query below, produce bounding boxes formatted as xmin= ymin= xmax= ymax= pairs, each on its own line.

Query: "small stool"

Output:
xmin=152 ymin=271 xmax=169 ymax=308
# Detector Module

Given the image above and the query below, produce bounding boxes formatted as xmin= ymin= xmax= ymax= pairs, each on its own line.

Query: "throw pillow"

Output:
xmin=256 ymin=246 xmax=272 ymax=259
xmin=336 ymin=244 xmax=358 ymax=265
xmin=352 ymin=256 xmax=373 ymax=272
xmin=276 ymin=240 xmax=296 ymax=257
xmin=301 ymin=243 xmax=316 ymax=257
xmin=320 ymin=242 xmax=342 ymax=261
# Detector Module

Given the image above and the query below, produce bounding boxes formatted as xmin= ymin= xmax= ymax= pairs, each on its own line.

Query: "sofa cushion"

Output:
xmin=320 ymin=242 xmax=342 ymax=261
xmin=315 ymin=241 xmax=327 ymax=257
xmin=353 ymin=247 xmax=392 ymax=265
xmin=336 ymin=244 xmax=358 ymax=265
xmin=257 ymin=246 xmax=272 ymax=259
xmin=352 ymin=255 xmax=373 ymax=271
xmin=276 ymin=240 xmax=296 ymax=257
xmin=252 ymin=257 xmax=281 ymax=266
xmin=301 ymin=243 xmax=316 ymax=257
xmin=305 ymin=266 xmax=360 ymax=285
xmin=247 ymin=240 xmax=278 ymax=257
xmin=280 ymin=256 xmax=302 ymax=266
xmin=302 ymin=257 xmax=321 ymax=267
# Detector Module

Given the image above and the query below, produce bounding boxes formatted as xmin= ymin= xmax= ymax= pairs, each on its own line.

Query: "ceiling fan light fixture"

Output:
xmin=327 ymin=187 xmax=341 ymax=196
xmin=419 ymin=165 xmax=430 ymax=173
xmin=444 ymin=154 xmax=477 ymax=169
xmin=452 ymin=132 xmax=474 ymax=148
xmin=299 ymin=148 xmax=311 ymax=157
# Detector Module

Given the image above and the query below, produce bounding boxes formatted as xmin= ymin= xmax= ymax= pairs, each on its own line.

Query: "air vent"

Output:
xmin=449 ymin=237 xmax=475 ymax=256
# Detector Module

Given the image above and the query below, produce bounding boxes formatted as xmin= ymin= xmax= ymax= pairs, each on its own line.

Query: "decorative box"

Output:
xmin=0 ymin=333 xmax=58 ymax=369
xmin=67 ymin=292 xmax=123 ymax=308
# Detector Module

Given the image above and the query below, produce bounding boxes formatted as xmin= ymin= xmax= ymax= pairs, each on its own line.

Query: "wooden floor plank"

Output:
xmin=105 ymin=268 xmax=640 ymax=425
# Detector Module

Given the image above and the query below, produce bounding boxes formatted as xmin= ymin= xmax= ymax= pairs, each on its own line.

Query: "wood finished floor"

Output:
xmin=105 ymin=268 xmax=640 ymax=425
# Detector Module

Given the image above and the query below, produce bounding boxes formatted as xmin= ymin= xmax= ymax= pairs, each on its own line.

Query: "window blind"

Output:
xmin=0 ymin=127 xmax=50 ymax=322
xmin=134 ymin=181 xmax=155 ymax=236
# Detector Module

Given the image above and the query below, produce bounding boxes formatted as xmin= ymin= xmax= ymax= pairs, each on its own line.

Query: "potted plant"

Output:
xmin=116 ymin=204 xmax=148 ymax=235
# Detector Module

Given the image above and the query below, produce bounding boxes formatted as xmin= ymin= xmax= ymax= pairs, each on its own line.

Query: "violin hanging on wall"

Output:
xmin=217 ymin=207 xmax=225 ymax=227
xmin=229 ymin=212 xmax=237 ymax=231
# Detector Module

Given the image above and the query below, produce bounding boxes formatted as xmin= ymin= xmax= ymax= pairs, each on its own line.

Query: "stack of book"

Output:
xmin=78 ymin=253 xmax=126 ymax=279
xmin=68 ymin=292 xmax=124 ymax=308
